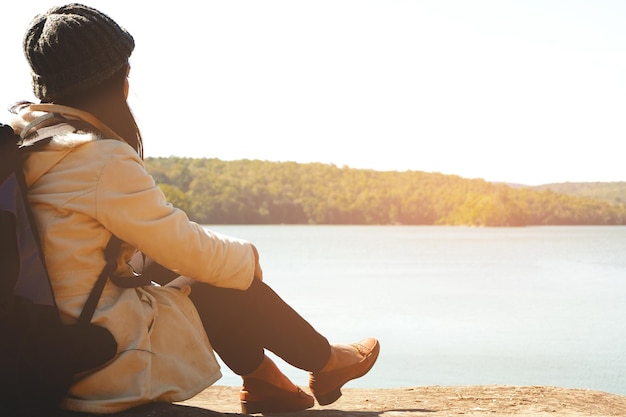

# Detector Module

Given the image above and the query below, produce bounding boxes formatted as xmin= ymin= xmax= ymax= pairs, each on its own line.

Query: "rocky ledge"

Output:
xmin=59 ymin=385 xmax=626 ymax=417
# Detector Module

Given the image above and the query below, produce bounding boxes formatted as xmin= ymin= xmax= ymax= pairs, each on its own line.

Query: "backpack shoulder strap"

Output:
xmin=77 ymin=236 xmax=123 ymax=325
xmin=78 ymin=236 xmax=153 ymax=325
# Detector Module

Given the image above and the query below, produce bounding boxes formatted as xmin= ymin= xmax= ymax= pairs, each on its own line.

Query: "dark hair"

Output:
xmin=53 ymin=64 xmax=144 ymax=158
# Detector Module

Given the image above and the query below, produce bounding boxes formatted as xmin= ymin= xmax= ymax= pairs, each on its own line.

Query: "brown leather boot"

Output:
xmin=309 ymin=338 xmax=380 ymax=406
xmin=240 ymin=377 xmax=314 ymax=414
xmin=240 ymin=355 xmax=314 ymax=414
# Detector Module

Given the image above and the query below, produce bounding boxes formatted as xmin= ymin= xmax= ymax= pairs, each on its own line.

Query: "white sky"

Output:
xmin=2 ymin=0 xmax=625 ymax=185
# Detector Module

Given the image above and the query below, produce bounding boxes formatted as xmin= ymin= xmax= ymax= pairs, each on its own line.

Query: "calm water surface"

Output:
xmin=205 ymin=225 xmax=626 ymax=395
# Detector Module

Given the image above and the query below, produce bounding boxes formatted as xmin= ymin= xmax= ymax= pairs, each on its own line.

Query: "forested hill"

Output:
xmin=144 ymin=157 xmax=626 ymax=227
xmin=532 ymin=182 xmax=626 ymax=205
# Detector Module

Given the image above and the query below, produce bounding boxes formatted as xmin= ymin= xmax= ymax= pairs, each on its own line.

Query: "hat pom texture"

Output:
xmin=23 ymin=3 xmax=134 ymax=101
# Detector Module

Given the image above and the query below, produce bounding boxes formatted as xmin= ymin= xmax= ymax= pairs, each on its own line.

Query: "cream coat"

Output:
xmin=10 ymin=106 xmax=255 ymax=413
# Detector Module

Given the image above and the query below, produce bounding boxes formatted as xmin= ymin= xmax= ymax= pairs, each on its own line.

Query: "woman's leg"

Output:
xmin=188 ymin=278 xmax=331 ymax=376
xmin=151 ymin=261 xmax=380 ymax=409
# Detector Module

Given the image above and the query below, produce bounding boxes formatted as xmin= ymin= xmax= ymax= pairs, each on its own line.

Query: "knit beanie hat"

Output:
xmin=23 ymin=3 xmax=135 ymax=101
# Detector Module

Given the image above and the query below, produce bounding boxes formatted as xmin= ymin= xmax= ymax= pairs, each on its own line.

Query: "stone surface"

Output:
xmin=56 ymin=385 xmax=626 ymax=417
xmin=182 ymin=385 xmax=626 ymax=417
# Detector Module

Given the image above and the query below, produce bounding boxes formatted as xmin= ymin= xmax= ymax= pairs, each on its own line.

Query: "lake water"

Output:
xmin=204 ymin=225 xmax=626 ymax=396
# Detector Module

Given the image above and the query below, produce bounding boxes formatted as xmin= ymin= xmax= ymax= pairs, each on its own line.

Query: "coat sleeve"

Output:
xmin=93 ymin=142 xmax=255 ymax=290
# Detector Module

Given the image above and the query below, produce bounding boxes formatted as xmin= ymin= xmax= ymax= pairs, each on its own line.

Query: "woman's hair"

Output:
xmin=55 ymin=64 xmax=144 ymax=158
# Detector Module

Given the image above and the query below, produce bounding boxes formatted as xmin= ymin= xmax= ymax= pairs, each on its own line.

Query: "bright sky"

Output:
xmin=2 ymin=1 xmax=625 ymax=185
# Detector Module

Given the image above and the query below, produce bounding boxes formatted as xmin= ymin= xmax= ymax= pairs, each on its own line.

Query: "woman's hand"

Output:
xmin=251 ymin=244 xmax=263 ymax=281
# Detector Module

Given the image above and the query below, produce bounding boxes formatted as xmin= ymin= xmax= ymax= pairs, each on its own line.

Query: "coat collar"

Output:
xmin=10 ymin=103 xmax=127 ymax=150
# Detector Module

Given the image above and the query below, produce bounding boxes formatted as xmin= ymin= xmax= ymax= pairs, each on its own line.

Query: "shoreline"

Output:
xmin=179 ymin=385 xmax=626 ymax=416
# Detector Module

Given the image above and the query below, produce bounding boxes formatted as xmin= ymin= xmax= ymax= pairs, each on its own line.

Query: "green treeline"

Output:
xmin=144 ymin=157 xmax=626 ymax=226
xmin=533 ymin=182 xmax=626 ymax=205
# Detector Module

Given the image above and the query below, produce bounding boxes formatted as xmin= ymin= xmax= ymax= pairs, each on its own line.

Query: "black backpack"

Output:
xmin=0 ymin=123 xmax=121 ymax=416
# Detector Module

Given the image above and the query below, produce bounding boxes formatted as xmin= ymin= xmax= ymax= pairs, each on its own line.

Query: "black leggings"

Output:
xmin=187 ymin=279 xmax=331 ymax=376
xmin=148 ymin=262 xmax=331 ymax=376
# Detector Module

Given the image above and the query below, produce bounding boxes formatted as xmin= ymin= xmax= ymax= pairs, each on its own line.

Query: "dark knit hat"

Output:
xmin=23 ymin=3 xmax=135 ymax=101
